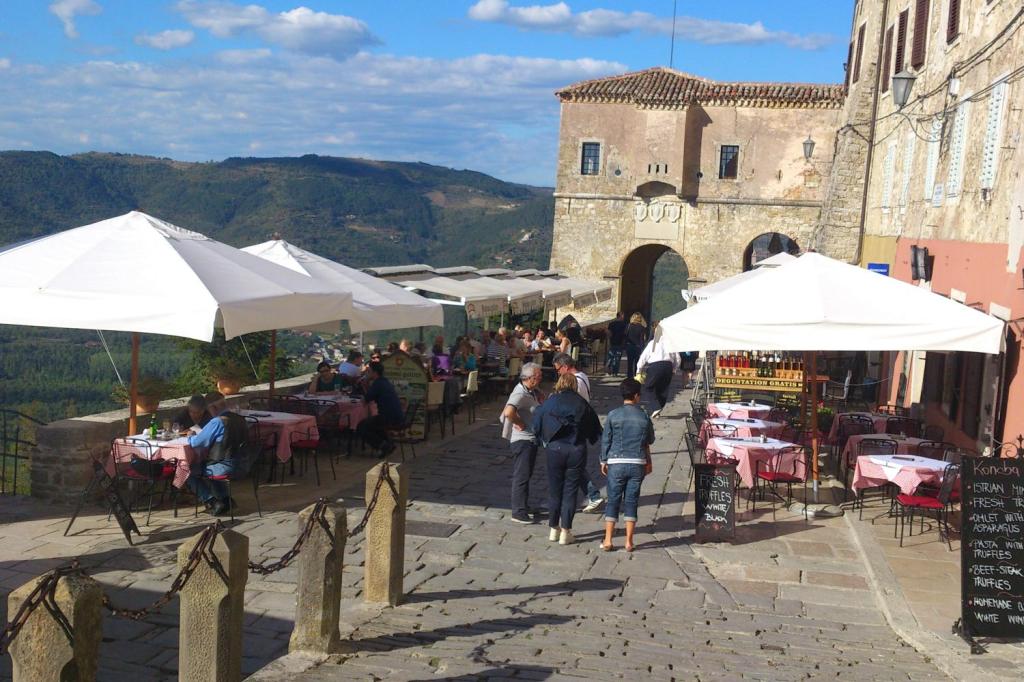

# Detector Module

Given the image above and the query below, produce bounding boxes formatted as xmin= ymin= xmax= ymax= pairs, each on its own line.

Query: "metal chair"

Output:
xmin=286 ymin=400 xmax=336 ymax=486
xmin=424 ymin=381 xmax=446 ymax=438
xmin=922 ymin=423 xmax=945 ymax=441
xmin=751 ymin=445 xmax=809 ymax=521
xmin=849 ymin=437 xmax=898 ymax=513
xmin=460 ymin=370 xmax=479 ymax=424
xmin=894 ymin=463 xmax=960 ymax=549
xmin=194 ymin=416 xmax=269 ymax=522
xmin=111 ymin=437 xmax=180 ymax=525
xmin=684 ymin=432 xmax=705 ymax=493
xmin=914 ymin=440 xmax=949 ymax=461
xmin=385 ymin=400 xmax=422 ymax=461
xmin=885 ymin=416 xmax=921 ymax=438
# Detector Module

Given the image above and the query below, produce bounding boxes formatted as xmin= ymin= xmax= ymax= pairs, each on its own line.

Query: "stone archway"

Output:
xmin=742 ymin=232 xmax=801 ymax=271
xmin=619 ymin=244 xmax=688 ymax=325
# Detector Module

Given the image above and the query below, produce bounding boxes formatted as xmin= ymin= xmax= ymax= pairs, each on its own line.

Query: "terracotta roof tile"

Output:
xmin=556 ymin=67 xmax=844 ymax=109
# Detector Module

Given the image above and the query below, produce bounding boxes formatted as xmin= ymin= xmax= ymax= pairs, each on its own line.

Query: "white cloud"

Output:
xmin=49 ymin=0 xmax=102 ymax=39
xmin=0 ymin=51 xmax=624 ymax=185
xmin=467 ymin=1 xmax=833 ymax=50
xmin=175 ymin=1 xmax=380 ymax=58
xmin=135 ymin=29 xmax=195 ymax=50
xmin=0 ymin=58 xmax=11 ymax=70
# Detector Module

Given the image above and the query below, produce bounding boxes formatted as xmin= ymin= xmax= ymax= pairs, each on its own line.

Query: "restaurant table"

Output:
xmin=705 ymin=436 xmax=804 ymax=489
xmin=827 ymin=411 xmax=889 ymax=441
xmin=292 ymin=393 xmax=373 ymax=431
xmin=841 ymin=434 xmax=926 ymax=468
xmin=108 ymin=434 xmax=197 ymax=489
xmin=700 ymin=417 xmax=784 ymax=443
xmin=851 ymin=453 xmax=948 ymax=495
xmin=707 ymin=402 xmax=772 ymax=420
xmin=236 ymin=409 xmax=319 ymax=462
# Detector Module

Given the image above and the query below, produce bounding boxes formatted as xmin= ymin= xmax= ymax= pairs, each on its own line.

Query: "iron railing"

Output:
xmin=1 ymin=409 xmax=46 ymax=495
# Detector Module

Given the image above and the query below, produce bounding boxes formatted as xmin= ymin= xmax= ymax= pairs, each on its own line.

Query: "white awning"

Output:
xmin=446 ymin=273 xmax=546 ymax=314
xmin=691 ymin=252 xmax=796 ymax=303
xmin=479 ymin=272 xmax=572 ymax=310
xmin=388 ymin=273 xmax=508 ymax=320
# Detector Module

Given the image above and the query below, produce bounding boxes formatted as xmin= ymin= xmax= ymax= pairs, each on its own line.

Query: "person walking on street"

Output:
xmin=500 ymin=362 xmax=544 ymax=524
xmin=553 ymin=352 xmax=604 ymax=513
xmin=636 ymin=324 xmax=679 ymax=419
xmin=624 ymin=313 xmax=648 ymax=379
xmin=606 ymin=312 xmax=627 ymax=376
xmin=531 ymin=373 xmax=602 ymax=545
xmin=600 ymin=378 xmax=654 ymax=552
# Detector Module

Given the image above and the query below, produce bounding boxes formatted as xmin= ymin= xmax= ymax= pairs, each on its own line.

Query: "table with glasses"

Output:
xmin=705 ymin=436 xmax=805 ymax=489
xmin=236 ymin=409 xmax=319 ymax=462
xmin=841 ymin=434 xmax=926 ymax=467
xmin=707 ymin=402 xmax=773 ymax=420
xmin=851 ymin=453 xmax=948 ymax=495
xmin=107 ymin=434 xmax=198 ymax=488
xmin=700 ymin=417 xmax=784 ymax=443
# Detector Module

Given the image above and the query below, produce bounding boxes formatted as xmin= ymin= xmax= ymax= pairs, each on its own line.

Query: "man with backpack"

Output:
xmin=187 ymin=390 xmax=248 ymax=516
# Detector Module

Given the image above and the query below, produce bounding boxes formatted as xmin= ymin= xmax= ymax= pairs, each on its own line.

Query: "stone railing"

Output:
xmin=30 ymin=375 xmax=310 ymax=502
xmin=1 ymin=463 xmax=407 ymax=682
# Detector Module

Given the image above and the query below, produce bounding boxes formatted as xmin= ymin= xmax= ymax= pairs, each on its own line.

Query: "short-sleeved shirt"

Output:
xmin=573 ymin=370 xmax=591 ymax=403
xmin=337 ymin=361 xmax=361 ymax=378
xmin=504 ymin=382 xmax=540 ymax=443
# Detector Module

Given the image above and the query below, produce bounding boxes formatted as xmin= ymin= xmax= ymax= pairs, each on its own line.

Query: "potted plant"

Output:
xmin=816 ymin=406 xmax=835 ymax=438
xmin=209 ymin=358 xmax=249 ymax=396
xmin=111 ymin=375 xmax=172 ymax=414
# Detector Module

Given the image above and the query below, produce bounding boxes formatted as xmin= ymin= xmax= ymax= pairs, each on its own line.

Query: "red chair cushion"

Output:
xmin=757 ymin=472 xmax=801 ymax=483
xmin=207 ymin=474 xmax=230 ymax=481
xmin=895 ymin=493 xmax=944 ymax=509
xmin=291 ymin=439 xmax=319 ymax=449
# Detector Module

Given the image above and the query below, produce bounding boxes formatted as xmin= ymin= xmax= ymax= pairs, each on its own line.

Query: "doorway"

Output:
xmin=619 ymin=244 xmax=689 ymax=326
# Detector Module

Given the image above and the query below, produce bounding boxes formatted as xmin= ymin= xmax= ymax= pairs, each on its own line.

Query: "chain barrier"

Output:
xmin=102 ymin=522 xmax=226 ymax=621
xmin=348 ymin=463 xmax=398 ymax=539
xmin=0 ymin=560 xmax=82 ymax=656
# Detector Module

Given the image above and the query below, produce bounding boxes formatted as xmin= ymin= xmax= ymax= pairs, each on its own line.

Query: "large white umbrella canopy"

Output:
xmin=691 ymin=252 xmax=796 ymax=303
xmin=242 ymin=239 xmax=443 ymax=333
xmin=661 ymin=252 xmax=1004 ymax=354
xmin=0 ymin=211 xmax=354 ymax=341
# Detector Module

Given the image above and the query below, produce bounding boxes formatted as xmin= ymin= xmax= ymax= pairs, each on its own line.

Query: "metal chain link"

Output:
xmin=0 ymin=560 xmax=82 ymax=656
xmin=248 ymin=498 xmax=333 ymax=575
xmin=102 ymin=522 xmax=226 ymax=620
xmin=347 ymin=464 xmax=398 ymax=539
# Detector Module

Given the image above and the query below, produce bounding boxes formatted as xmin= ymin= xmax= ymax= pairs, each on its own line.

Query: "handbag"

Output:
xmin=129 ymin=455 xmax=171 ymax=478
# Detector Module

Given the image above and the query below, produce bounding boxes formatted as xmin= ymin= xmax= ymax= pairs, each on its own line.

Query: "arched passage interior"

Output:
xmin=742 ymin=232 xmax=800 ymax=271
xmin=619 ymin=245 xmax=689 ymax=325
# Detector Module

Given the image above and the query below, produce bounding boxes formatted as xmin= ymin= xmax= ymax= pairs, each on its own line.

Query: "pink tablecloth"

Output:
xmin=237 ymin=410 xmax=318 ymax=462
xmin=107 ymin=436 xmax=198 ymax=489
xmin=851 ymin=454 xmax=947 ymax=495
xmin=705 ymin=437 xmax=805 ymax=488
xmin=841 ymin=434 xmax=925 ymax=468
xmin=294 ymin=393 xmax=373 ymax=431
xmin=700 ymin=418 xmax=784 ymax=443
xmin=707 ymin=402 xmax=772 ymax=420
xmin=828 ymin=412 xmax=889 ymax=441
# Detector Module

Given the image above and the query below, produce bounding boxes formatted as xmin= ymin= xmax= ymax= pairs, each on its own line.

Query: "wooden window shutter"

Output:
xmin=853 ymin=24 xmax=866 ymax=83
xmin=947 ymin=0 xmax=960 ymax=44
xmin=912 ymin=0 xmax=929 ymax=68
xmin=882 ymin=26 xmax=894 ymax=93
xmin=895 ymin=10 xmax=909 ymax=73
xmin=845 ymin=41 xmax=854 ymax=87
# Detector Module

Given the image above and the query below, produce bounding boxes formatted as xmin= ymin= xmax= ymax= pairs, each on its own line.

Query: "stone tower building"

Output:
xmin=549 ymin=67 xmax=844 ymax=324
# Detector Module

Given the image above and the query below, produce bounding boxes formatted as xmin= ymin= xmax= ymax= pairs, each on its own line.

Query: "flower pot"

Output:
xmin=216 ymin=378 xmax=242 ymax=396
xmin=136 ymin=394 xmax=161 ymax=413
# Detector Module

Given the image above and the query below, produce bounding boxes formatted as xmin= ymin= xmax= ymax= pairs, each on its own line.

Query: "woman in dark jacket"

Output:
xmin=624 ymin=313 xmax=648 ymax=379
xmin=531 ymin=372 xmax=602 ymax=546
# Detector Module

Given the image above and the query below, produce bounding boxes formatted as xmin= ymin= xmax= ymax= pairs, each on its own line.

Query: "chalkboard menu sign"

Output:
xmin=95 ymin=461 xmax=141 ymax=545
xmin=960 ymin=457 xmax=1024 ymax=640
xmin=694 ymin=461 xmax=737 ymax=542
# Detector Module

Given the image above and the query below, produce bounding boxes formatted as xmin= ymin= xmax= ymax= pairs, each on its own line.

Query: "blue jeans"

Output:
xmin=578 ymin=452 xmax=603 ymax=503
xmin=510 ymin=439 xmax=538 ymax=516
xmin=188 ymin=460 xmax=235 ymax=503
xmin=604 ymin=463 xmax=645 ymax=523
xmin=607 ymin=345 xmax=624 ymax=374
xmin=545 ymin=441 xmax=585 ymax=530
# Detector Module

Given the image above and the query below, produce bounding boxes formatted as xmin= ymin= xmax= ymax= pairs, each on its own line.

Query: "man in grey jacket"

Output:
xmin=501 ymin=362 xmax=544 ymax=524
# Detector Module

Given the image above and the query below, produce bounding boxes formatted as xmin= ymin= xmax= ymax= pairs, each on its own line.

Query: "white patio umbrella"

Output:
xmin=0 ymin=211 xmax=354 ymax=433
xmin=242 ymin=238 xmax=445 ymax=393
xmin=690 ymin=252 xmax=795 ymax=303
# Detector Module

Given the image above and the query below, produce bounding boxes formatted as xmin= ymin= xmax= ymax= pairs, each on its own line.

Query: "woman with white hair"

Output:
xmin=636 ymin=323 xmax=679 ymax=419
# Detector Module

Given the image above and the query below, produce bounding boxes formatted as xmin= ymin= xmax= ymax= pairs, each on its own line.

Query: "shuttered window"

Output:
xmin=899 ymin=130 xmax=916 ymax=216
xmin=853 ymin=24 xmax=866 ymax=83
xmin=881 ymin=140 xmax=897 ymax=214
xmin=912 ymin=0 xmax=929 ymax=68
xmin=845 ymin=41 xmax=854 ymax=87
xmin=946 ymin=100 xmax=970 ymax=197
xmin=882 ymin=27 xmax=894 ymax=92
xmin=895 ymin=10 xmax=909 ymax=73
xmin=924 ymin=117 xmax=942 ymax=200
xmin=947 ymin=0 xmax=960 ymax=44
xmin=981 ymin=81 xmax=1009 ymax=190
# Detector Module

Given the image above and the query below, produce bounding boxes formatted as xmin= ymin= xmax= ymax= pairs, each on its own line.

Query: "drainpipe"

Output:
xmin=851 ymin=0 xmax=891 ymax=266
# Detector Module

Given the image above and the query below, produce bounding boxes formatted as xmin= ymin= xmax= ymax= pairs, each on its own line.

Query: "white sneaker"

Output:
xmin=651 ymin=409 xmax=662 ymax=419
xmin=559 ymin=529 xmax=575 ymax=545
xmin=548 ymin=527 xmax=559 ymax=542
xmin=581 ymin=497 xmax=605 ymax=513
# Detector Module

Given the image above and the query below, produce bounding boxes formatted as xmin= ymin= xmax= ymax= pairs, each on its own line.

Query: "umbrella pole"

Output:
xmin=269 ymin=330 xmax=276 ymax=398
xmin=810 ymin=351 xmax=820 ymax=502
xmin=129 ymin=332 xmax=140 ymax=436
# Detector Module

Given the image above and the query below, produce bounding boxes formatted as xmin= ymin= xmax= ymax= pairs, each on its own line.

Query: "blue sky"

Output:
xmin=0 ymin=1 xmax=853 ymax=185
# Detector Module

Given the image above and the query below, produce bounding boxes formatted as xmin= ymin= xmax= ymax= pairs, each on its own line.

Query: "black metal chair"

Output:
xmin=684 ymin=432 xmax=705 ymax=493
xmin=386 ymin=400 xmax=422 ymax=461
xmin=885 ymin=416 xmax=921 ymax=438
xmin=751 ymin=445 xmax=809 ymax=521
xmin=914 ymin=440 xmax=949 ymax=461
xmin=111 ymin=437 xmax=180 ymax=525
xmin=894 ymin=463 xmax=960 ymax=550
xmin=849 ymin=437 xmax=898 ymax=515
xmin=921 ymin=423 xmax=944 ymax=441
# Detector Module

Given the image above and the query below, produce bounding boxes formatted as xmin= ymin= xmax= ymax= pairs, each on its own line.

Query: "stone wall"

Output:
xmin=30 ymin=375 xmax=310 ymax=502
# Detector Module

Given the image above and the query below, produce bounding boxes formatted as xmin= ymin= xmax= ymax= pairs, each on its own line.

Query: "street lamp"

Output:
xmin=803 ymin=135 xmax=815 ymax=161
xmin=892 ymin=70 xmax=917 ymax=108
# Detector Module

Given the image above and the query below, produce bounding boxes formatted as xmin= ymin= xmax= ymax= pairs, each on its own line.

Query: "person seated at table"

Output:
xmin=173 ymin=394 xmax=212 ymax=433
xmin=431 ymin=352 xmax=453 ymax=377
xmin=337 ymin=350 xmax=363 ymax=383
xmin=452 ymin=339 xmax=478 ymax=373
xmin=357 ymin=362 xmax=404 ymax=457
xmin=386 ymin=341 xmax=399 ymax=355
xmin=486 ymin=332 xmax=510 ymax=373
xmin=554 ymin=329 xmax=571 ymax=354
xmin=430 ymin=335 xmax=446 ymax=358
xmin=532 ymin=329 xmax=552 ymax=351
xmin=399 ymin=338 xmax=413 ymax=354
xmin=187 ymin=391 xmax=248 ymax=516
xmin=308 ymin=361 xmax=342 ymax=394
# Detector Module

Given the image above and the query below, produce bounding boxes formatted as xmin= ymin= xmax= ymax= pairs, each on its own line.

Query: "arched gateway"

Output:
xmin=546 ymin=66 xmax=843 ymax=325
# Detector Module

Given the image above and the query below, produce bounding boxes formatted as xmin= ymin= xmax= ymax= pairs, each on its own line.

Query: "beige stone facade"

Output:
xmin=548 ymin=68 xmax=844 ymax=324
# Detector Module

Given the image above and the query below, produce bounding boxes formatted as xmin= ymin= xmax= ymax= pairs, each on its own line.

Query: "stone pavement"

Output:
xmin=0 ymin=371 xmax=1006 ymax=680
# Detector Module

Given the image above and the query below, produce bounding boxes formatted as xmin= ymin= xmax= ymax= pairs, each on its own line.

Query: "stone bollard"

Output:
xmin=289 ymin=502 xmax=347 ymax=653
xmin=178 ymin=527 xmax=249 ymax=682
xmin=8 ymin=572 xmax=102 ymax=682
xmin=363 ymin=462 xmax=408 ymax=605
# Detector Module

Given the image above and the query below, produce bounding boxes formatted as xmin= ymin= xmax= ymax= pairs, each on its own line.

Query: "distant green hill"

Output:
xmin=0 ymin=151 xmax=554 ymax=268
